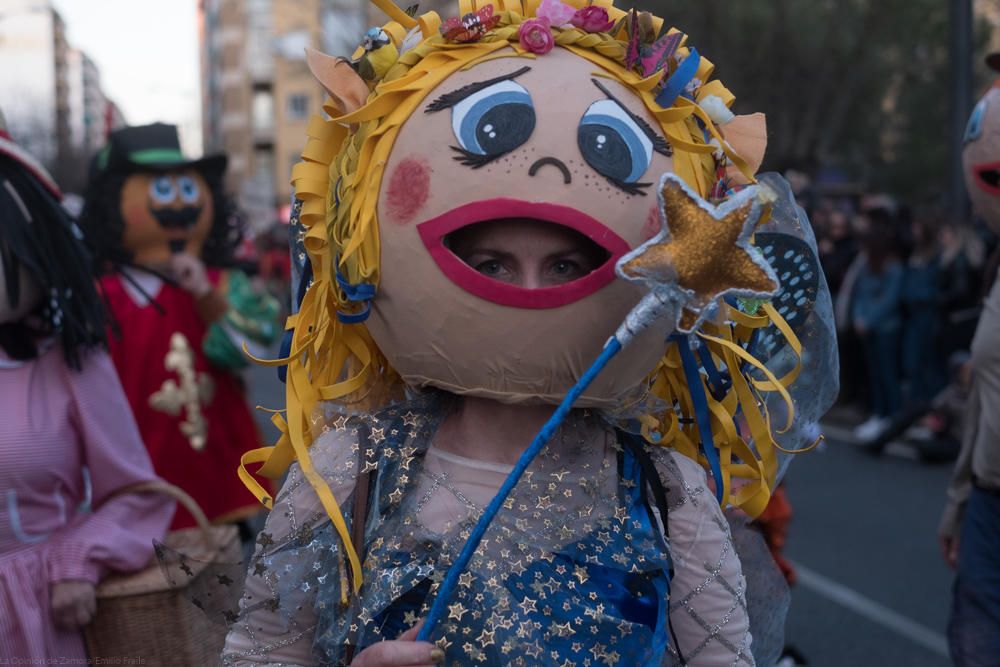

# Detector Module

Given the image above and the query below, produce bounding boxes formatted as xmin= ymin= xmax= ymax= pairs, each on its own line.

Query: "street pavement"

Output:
xmin=243 ymin=360 xmax=957 ymax=666
xmin=783 ymin=428 xmax=955 ymax=667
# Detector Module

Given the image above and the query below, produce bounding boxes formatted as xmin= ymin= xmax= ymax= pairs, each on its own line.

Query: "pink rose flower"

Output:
xmin=537 ymin=0 xmax=575 ymax=27
xmin=571 ymin=6 xmax=615 ymax=33
xmin=519 ymin=18 xmax=554 ymax=55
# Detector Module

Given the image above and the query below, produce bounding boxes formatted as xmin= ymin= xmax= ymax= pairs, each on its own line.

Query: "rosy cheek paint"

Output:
xmin=124 ymin=205 xmax=148 ymax=224
xmin=641 ymin=204 xmax=661 ymax=240
xmin=385 ymin=157 xmax=432 ymax=225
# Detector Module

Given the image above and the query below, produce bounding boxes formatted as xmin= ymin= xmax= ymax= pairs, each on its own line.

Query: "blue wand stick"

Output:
xmin=417 ymin=288 xmax=675 ymax=642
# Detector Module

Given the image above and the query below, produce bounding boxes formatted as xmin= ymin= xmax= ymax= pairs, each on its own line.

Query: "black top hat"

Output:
xmin=97 ymin=122 xmax=227 ymax=175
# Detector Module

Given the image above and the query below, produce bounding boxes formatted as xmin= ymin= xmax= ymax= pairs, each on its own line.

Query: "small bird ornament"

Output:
xmin=353 ymin=27 xmax=398 ymax=82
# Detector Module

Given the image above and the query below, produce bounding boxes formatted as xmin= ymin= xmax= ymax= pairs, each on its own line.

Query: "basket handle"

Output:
xmin=105 ymin=480 xmax=221 ymax=552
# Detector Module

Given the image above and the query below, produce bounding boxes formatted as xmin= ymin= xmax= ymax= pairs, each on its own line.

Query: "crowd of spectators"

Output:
xmin=798 ymin=176 xmax=1000 ymax=457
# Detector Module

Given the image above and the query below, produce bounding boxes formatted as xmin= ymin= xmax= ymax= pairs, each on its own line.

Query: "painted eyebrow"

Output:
xmin=426 ymin=66 xmax=533 ymax=113
xmin=590 ymin=79 xmax=671 ymax=156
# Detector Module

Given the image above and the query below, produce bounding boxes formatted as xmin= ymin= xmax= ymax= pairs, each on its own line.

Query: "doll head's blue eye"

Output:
xmin=965 ymin=98 xmax=988 ymax=145
xmin=578 ymin=99 xmax=653 ymax=184
xmin=149 ymin=176 xmax=176 ymax=204
xmin=177 ymin=176 xmax=200 ymax=204
xmin=451 ymin=80 xmax=535 ymax=158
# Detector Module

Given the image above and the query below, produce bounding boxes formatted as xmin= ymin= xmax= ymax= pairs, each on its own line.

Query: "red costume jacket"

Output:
xmin=100 ymin=270 xmax=261 ymax=529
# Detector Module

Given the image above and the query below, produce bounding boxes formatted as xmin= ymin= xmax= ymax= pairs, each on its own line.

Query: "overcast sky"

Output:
xmin=51 ymin=0 xmax=203 ymax=154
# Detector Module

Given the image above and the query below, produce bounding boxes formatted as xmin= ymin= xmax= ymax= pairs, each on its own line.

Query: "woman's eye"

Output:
xmin=177 ymin=176 xmax=200 ymax=204
xmin=149 ymin=176 xmax=176 ymax=204
xmin=451 ymin=80 xmax=535 ymax=158
xmin=965 ymin=98 xmax=988 ymax=145
xmin=550 ymin=260 xmax=578 ymax=276
xmin=578 ymin=99 xmax=653 ymax=184
xmin=475 ymin=260 xmax=505 ymax=276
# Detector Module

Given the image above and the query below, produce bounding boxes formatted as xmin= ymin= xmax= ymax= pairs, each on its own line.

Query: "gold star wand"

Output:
xmin=614 ymin=173 xmax=780 ymax=344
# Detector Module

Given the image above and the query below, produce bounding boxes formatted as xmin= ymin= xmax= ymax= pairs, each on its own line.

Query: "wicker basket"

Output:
xmin=84 ymin=482 xmax=241 ymax=666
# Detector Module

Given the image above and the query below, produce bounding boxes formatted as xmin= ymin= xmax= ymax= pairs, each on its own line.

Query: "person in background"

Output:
xmin=0 ymin=111 xmax=174 ymax=661
xmin=901 ymin=211 xmax=944 ymax=404
xmin=78 ymin=124 xmax=280 ymax=535
xmin=819 ymin=206 xmax=863 ymax=412
xmin=940 ymin=50 xmax=1000 ymax=666
xmin=819 ymin=208 xmax=858 ymax=297
xmin=938 ymin=220 xmax=985 ymax=360
xmin=851 ymin=210 xmax=904 ymax=442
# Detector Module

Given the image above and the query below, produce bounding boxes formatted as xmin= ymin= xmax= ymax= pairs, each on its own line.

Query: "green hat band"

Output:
xmin=129 ymin=148 xmax=186 ymax=165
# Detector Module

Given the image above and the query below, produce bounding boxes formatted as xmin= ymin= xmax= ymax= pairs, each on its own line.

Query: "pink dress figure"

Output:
xmin=0 ymin=115 xmax=174 ymax=660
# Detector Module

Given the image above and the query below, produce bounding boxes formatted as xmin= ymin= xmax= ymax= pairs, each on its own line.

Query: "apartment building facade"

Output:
xmin=200 ymin=0 xmax=450 ymax=230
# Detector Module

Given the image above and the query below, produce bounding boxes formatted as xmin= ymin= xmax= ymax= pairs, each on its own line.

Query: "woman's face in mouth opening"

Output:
xmin=446 ymin=218 xmax=609 ymax=289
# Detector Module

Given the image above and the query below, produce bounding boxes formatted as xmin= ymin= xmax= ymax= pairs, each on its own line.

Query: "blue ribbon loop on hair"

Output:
xmin=335 ymin=259 xmax=376 ymax=324
xmin=655 ymin=48 xmax=701 ymax=110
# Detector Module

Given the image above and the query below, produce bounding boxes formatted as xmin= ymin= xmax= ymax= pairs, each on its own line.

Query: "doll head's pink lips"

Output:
xmin=973 ymin=161 xmax=1000 ymax=195
xmin=416 ymin=198 xmax=631 ymax=309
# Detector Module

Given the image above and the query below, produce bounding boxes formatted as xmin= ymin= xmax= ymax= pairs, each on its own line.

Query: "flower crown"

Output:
xmin=354 ymin=0 xmax=706 ymax=112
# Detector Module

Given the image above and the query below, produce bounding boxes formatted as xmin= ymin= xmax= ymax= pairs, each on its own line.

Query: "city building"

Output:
xmin=199 ymin=0 xmax=449 ymax=231
xmin=66 ymin=48 xmax=124 ymax=159
xmin=0 ymin=0 xmax=122 ymax=189
xmin=0 ymin=0 xmax=71 ymax=168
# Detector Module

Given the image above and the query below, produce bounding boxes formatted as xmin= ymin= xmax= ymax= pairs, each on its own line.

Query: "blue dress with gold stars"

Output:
xmin=221 ymin=394 xmax=760 ymax=666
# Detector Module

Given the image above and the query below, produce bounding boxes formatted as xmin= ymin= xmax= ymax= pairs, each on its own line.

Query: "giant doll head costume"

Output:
xmin=248 ymin=0 xmax=837 ymax=585
xmin=964 ymin=51 xmax=1000 ymax=233
xmin=79 ymin=123 xmax=238 ymax=272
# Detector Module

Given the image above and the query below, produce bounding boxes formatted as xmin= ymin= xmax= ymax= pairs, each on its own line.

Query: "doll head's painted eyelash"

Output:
xmin=449 ymin=146 xmax=501 ymax=169
xmin=426 ymin=66 xmax=533 ymax=113
xmin=605 ymin=178 xmax=652 ymax=196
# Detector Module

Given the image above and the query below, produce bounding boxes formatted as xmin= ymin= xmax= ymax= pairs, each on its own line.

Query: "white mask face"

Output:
xmin=963 ymin=87 xmax=1000 ymax=234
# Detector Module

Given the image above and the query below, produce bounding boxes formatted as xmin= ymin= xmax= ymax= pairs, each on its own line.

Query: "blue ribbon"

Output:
xmin=697 ymin=338 xmax=730 ymax=400
xmin=674 ymin=335 xmax=725 ymax=504
xmin=654 ymin=48 xmax=700 ymax=109
xmin=278 ymin=261 xmax=314 ymax=383
xmin=417 ymin=337 xmax=624 ymax=642
xmin=336 ymin=301 xmax=372 ymax=324
xmin=335 ymin=259 xmax=376 ymax=324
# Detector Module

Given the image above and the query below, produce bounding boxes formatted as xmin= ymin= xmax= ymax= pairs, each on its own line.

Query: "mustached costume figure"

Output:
xmin=222 ymin=2 xmax=836 ymax=665
xmin=942 ymin=51 xmax=1000 ymax=665
xmin=79 ymin=124 xmax=279 ymax=529
xmin=0 ymin=113 xmax=174 ymax=660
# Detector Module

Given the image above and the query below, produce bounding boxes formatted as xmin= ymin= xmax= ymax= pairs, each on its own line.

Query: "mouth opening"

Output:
xmin=444 ymin=218 xmax=612 ymax=287
xmin=153 ymin=207 xmax=202 ymax=230
xmin=975 ymin=162 xmax=1000 ymax=195
xmin=416 ymin=198 xmax=630 ymax=309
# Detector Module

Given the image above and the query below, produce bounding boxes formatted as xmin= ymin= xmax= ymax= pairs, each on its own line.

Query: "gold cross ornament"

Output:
xmin=149 ymin=332 xmax=216 ymax=450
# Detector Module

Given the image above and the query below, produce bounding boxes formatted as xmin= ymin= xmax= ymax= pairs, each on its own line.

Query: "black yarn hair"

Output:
xmin=0 ymin=157 xmax=107 ymax=370
xmin=77 ymin=163 xmax=242 ymax=275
